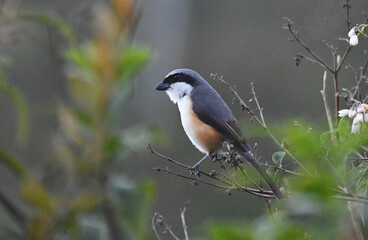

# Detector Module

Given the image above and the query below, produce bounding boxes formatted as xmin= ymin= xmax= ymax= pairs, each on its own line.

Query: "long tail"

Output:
xmin=235 ymin=147 xmax=283 ymax=199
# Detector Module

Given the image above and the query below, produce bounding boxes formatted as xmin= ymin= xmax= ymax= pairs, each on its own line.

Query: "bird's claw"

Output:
xmin=189 ymin=166 xmax=201 ymax=176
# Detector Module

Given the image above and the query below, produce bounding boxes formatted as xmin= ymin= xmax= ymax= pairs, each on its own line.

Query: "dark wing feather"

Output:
xmin=191 ymin=81 xmax=282 ymax=198
xmin=191 ymin=84 xmax=249 ymax=150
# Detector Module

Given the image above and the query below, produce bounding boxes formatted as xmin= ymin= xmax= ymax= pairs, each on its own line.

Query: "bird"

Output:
xmin=155 ymin=69 xmax=283 ymax=199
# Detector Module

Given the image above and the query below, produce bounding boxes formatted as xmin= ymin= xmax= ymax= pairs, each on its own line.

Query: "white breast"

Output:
xmin=177 ymin=95 xmax=208 ymax=154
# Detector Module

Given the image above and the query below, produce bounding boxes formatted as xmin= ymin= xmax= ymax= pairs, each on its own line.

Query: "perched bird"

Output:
xmin=155 ymin=69 xmax=282 ymax=199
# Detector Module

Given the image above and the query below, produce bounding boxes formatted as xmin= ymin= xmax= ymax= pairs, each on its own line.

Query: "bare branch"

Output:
xmin=180 ymin=202 xmax=190 ymax=240
xmin=262 ymin=163 xmax=304 ymax=176
xmin=153 ymin=167 xmax=276 ymax=198
xmin=151 ymin=214 xmax=164 ymax=240
xmin=284 ymin=18 xmax=334 ymax=73
xmin=343 ymin=0 xmax=352 ymax=32
xmin=353 ymin=58 xmax=368 ymax=99
xmin=211 ymin=74 xmax=311 ymax=175
xmin=320 ymin=71 xmax=334 ymax=131
xmin=148 ymin=144 xmax=277 ymax=198
xmin=153 ymin=167 xmax=230 ymax=190
xmin=152 ymin=212 xmax=180 ymax=240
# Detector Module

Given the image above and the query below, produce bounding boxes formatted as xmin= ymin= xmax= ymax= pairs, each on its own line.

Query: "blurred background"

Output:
xmin=0 ymin=0 xmax=367 ymax=239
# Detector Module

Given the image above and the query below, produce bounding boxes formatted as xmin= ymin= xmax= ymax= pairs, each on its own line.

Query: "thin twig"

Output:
xmin=152 ymin=213 xmax=180 ymax=240
xmin=212 ymin=74 xmax=311 ymax=175
xmin=153 ymin=167 xmax=276 ymax=198
xmin=264 ymin=198 xmax=273 ymax=219
xmin=262 ymin=163 xmax=304 ymax=176
xmin=232 ymin=158 xmax=262 ymax=190
xmin=251 ymin=82 xmax=266 ymax=125
xmin=153 ymin=167 xmax=230 ymax=190
xmin=335 ymin=46 xmax=352 ymax=73
xmin=284 ymin=18 xmax=334 ymax=73
xmin=333 ymin=195 xmax=368 ymax=204
xmin=151 ymin=213 xmax=164 ymax=240
xmin=147 ymin=144 xmax=189 ymax=169
xmin=343 ymin=0 xmax=352 ymax=32
xmin=333 ymin=73 xmax=340 ymax=123
xmin=148 ymin=144 xmax=276 ymax=198
xmin=180 ymin=203 xmax=190 ymax=240
xmin=353 ymin=58 xmax=368 ymax=98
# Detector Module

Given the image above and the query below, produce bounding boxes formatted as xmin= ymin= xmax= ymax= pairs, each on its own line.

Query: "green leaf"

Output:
xmin=69 ymin=192 xmax=101 ymax=212
xmin=66 ymin=47 xmax=94 ymax=73
xmin=206 ymin=222 xmax=255 ymax=240
xmin=293 ymin=175 xmax=336 ymax=200
xmin=21 ymin=12 xmax=75 ymax=44
xmin=0 ymin=151 xmax=28 ymax=179
xmin=337 ymin=117 xmax=350 ymax=140
xmin=104 ymin=134 xmax=123 ymax=159
xmin=140 ymin=181 xmax=156 ymax=201
xmin=20 ymin=180 xmax=54 ymax=212
xmin=272 ymin=151 xmax=286 ymax=166
xmin=116 ymin=47 xmax=150 ymax=82
xmin=0 ymin=77 xmax=29 ymax=145
xmin=320 ymin=131 xmax=331 ymax=145
xmin=285 ymin=122 xmax=321 ymax=164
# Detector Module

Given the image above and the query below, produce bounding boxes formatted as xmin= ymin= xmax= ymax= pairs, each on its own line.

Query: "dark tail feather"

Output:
xmin=236 ymin=148 xmax=283 ymax=199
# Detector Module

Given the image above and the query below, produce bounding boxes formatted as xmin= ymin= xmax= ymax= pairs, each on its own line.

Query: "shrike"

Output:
xmin=155 ymin=69 xmax=282 ymax=199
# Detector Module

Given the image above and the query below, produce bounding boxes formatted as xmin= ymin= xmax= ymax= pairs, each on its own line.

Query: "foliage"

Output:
xmin=0 ymin=1 xmax=156 ymax=239
xmin=150 ymin=1 xmax=368 ymax=240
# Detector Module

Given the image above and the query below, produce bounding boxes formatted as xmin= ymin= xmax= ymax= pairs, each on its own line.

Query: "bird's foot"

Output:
xmin=189 ymin=165 xmax=201 ymax=176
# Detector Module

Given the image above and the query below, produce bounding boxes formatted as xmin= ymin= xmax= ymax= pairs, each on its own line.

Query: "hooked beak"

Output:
xmin=155 ymin=82 xmax=170 ymax=91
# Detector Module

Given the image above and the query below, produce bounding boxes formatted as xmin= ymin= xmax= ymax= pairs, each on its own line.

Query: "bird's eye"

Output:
xmin=174 ymin=75 xmax=180 ymax=79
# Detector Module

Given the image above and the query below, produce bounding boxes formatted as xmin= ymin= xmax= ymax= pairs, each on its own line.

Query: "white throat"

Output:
xmin=166 ymin=82 xmax=193 ymax=104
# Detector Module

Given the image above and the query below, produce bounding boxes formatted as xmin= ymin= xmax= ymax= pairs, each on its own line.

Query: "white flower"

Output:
xmin=348 ymin=27 xmax=359 ymax=46
xmin=348 ymin=109 xmax=357 ymax=118
xmin=338 ymin=109 xmax=349 ymax=117
xmin=357 ymin=104 xmax=365 ymax=113
xmin=339 ymin=103 xmax=368 ymax=134
xmin=356 ymin=112 xmax=364 ymax=122
xmin=350 ymin=35 xmax=359 ymax=46
xmin=351 ymin=117 xmax=361 ymax=134
xmin=348 ymin=27 xmax=357 ymax=37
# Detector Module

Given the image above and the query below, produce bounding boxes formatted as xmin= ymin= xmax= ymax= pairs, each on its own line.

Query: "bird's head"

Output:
xmin=155 ymin=69 xmax=204 ymax=104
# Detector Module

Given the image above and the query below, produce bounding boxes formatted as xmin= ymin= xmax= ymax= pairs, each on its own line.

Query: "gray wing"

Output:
xmin=191 ymin=84 xmax=250 ymax=151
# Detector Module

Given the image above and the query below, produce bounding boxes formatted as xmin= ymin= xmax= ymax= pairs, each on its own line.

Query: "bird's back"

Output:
xmin=190 ymin=79 xmax=250 ymax=151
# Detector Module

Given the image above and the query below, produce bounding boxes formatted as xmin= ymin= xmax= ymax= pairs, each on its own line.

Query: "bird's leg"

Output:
xmin=189 ymin=154 xmax=209 ymax=176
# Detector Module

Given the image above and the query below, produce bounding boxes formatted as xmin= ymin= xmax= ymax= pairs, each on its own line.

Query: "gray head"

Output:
xmin=155 ymin=69 xmax=207 ymax=103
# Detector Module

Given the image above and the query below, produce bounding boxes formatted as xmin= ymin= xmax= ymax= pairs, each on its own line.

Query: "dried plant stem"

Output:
xmin=284 ymin=18 xmax=334 ymax=73
xmin=335 ymin=46 xmax=352 ymax=73
xmin=320 ymin=71 xmax=334 ymax=131
xmin=153 ymin=167 xmax=230 ymax=190
xmin=152 ymin=203 xmax=191 ymax=240
xmin=213 ymin=74 xmax=311 ymax=175
xmin=285 ymin=12 xmax=353 ymax=126
xmin=344 ymin=0 xmax=352 ymax=32
xmin=180 ymin=204 xmax=190 ymax=240
xmin=151 ymin=215 xmax=164 ymax=240
xmin=152 ymin=212 xmax=180 ymax=240
xmin=354 ymin=58 xmax=368 ymax=98
xmin=148 ymin=144 xmax=276 ymax=198
xmin=333 ymin=73 xmax=340 ymax=122
xmin=233 ymin=160 xmax=262 ymax=190
xmin=264 ymin=199 xmax=273 ymax=218
xmin=262 ymin=163 xmax=304 ymax=176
